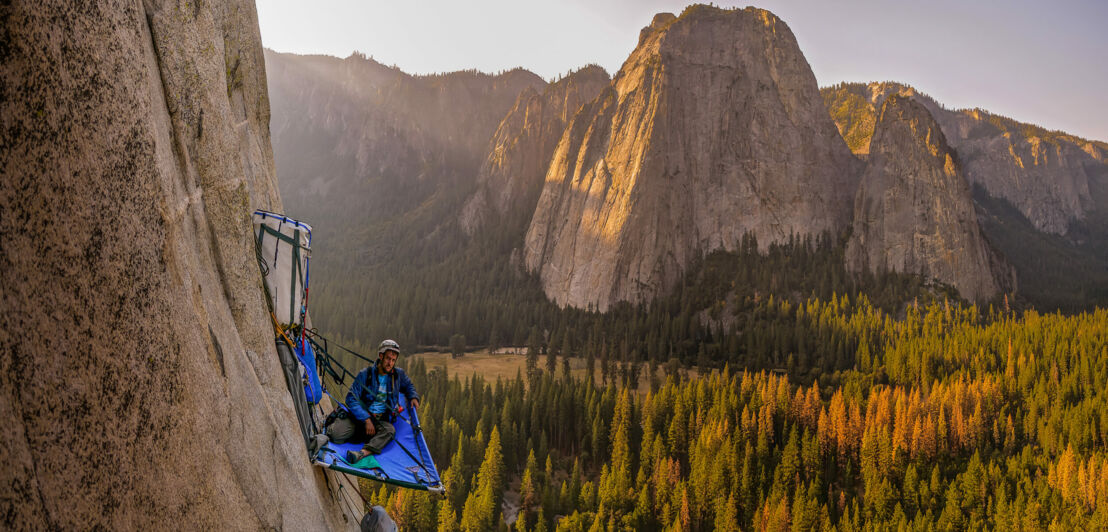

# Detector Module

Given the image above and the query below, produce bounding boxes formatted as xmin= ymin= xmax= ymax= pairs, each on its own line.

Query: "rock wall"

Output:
xmin=524 ymin=6 xmax=860 ymax=310
xmin=460 ymin=65 xmax=610 ymax=234
xmin=845 ymin=96 xmax=1013 ymax=301
xmin=1 ymin=1 xmax=354 ymax=529
xmin=823 ymin=82 xmax=1108 ymax=235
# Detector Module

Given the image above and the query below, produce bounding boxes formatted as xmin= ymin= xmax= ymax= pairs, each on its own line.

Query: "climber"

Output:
xmin=327 ymin=339 xmax=420 ymax=463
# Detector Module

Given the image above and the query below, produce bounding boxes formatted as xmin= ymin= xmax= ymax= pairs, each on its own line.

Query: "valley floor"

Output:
xmin=409 ymin=350 xmax=701 ymax=391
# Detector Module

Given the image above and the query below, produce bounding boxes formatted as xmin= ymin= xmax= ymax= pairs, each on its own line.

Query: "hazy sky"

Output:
xmin=257 ymin=1 xmax=1108 ymax=142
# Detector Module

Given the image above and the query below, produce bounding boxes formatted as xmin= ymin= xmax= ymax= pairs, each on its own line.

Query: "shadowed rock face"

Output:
xmin=265 ymin=49 xmax=545 ymax=233
xmin=461 ymin=65 xmax=611 ymax=234
xmin=524 ymin=6 xmax=860 ymax=310
xmin=823 ymin=82 xmax=1108 ymax=235
xmin=1 ymin=1 xmax=353 ymax=529
xmin=845 ymin=96 xmax=1014 ymax=302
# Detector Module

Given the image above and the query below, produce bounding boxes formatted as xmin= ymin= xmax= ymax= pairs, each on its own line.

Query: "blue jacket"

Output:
xmin=345 ymin=362 xmax=419 ymax=422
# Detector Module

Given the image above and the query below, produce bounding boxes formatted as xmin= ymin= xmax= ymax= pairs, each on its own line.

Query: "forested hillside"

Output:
xmin=315 ymin=229 xmax=954 ymax=384
xmin=361 ymin=299 xmax=1108 ymax=531
xmin=973 ymin=184 xmax=1108 ymax=311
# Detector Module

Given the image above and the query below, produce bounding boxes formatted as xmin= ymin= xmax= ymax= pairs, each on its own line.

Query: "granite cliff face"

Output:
xmin=461 ymin=65 xmax=610 ymax=234
xmin=845 ymin=96 xmax=1013 ymax=301
xmin=1 ymin=1 xmax=353 ymax=529
xmin=824 ymin=82 xmax=1108 ymax=234
xmin=524 ymin=6 xmax=860 ymax=310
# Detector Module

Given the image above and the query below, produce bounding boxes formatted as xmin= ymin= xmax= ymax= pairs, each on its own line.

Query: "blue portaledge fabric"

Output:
xmin=314 ymin=393 xmax=442 ymax=491
xmin=295 ymin=336 xmax=323 ymax=405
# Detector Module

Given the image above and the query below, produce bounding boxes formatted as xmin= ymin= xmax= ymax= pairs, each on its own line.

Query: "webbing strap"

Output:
xmin=405 ymin=407 xmax=430 ymax=468
xmin=289 ymin=228 xmax=300 ymax=324
xmin=259 ymin=223 xmax=301 ymax=246
xmin=390 ymin=419 xmax=435 ymax=481
xmin=273 ymin=219 xmax=283 ymax=277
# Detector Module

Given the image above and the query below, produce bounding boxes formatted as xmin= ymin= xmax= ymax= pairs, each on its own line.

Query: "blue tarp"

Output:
xmin=314 ymin=393 xmax=442 ymax=492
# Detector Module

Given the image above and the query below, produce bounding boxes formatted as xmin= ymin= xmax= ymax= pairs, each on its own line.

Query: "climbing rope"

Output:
xmin=271 ymin=311 xmax=297 ymax=350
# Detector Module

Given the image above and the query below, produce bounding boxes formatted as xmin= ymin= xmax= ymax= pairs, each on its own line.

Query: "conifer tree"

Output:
xmin=586 ymin=348 xmax=596 ymax=385
xmin=546 ymin=344 xmax=557 ymax=375
xmin=438 ymin=500 xmax=461 ymax=532
xmin=527 ymin=327 xmax=541 ymax=377
xmin=518 ymin=450 xmax=538 ymax=529
xmin=461 ymin=426 xmax=504 ymax=531
xmin=488 ymin=325 xmax=500 ymax=354
xmin=599 ymin=390 xmax=635 ymax=514
xmin=534 ymin=507 xmax=548 ymax=532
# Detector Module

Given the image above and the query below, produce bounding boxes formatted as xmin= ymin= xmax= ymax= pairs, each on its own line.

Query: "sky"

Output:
xmin=256 ymin=0 xmax=1108 ymax=142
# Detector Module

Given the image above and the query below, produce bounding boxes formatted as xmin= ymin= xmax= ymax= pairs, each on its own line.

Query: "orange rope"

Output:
xmin=271 ymin=311 xmax=297 ymax=349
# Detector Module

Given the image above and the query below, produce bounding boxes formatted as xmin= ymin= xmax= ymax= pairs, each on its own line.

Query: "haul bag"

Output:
xmin=277 ymin=338 xmax=314 ymax=446
xmin=253 ymin=211 xmax=311 ymax=328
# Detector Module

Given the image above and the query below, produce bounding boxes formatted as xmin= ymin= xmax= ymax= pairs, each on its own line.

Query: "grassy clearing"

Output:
xmin=409 ymin=350 xmax=530 ymax=382
xmin=409 ymin=349 xmax=700 ymax=391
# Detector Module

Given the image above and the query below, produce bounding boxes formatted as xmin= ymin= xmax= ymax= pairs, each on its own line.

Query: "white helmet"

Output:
xmin=378 ymin=339 xmax=400 ymax=356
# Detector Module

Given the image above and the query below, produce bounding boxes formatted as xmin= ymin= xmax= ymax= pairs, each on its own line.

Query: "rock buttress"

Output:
xmin=845 ymin=95 xmax=1014 ymax=301
xmin=524 ymin=6 xmax=860 ymax=310
xmin=0 ymin=1 xmax=355 ymax=529
xmin=461 ymin=65 xmax=611 ymax=234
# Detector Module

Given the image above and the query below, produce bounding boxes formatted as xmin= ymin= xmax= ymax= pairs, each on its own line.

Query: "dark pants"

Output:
xmin=327 ymin=415 xmax=395 ymax=454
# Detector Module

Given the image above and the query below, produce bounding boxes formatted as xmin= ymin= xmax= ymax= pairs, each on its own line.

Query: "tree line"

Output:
xmin=352 ymin=296 xmax=1108 ymax=530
